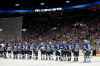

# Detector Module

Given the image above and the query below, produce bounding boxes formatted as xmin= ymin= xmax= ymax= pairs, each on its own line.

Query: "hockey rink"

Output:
xmin=0 ymin=56 xmax=100 ymax=66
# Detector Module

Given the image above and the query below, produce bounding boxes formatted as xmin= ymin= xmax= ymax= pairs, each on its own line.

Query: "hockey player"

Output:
xmin=6 ymin=43 xmax=12 ymax=58
xmin=0 ymin=43 xmax=6 ymax=58
xmin=59 ymin=41 xmax=66 ymax=61
xmin=55 ymin=43 xmax=61 ymax=61
xmin=48 ymin=42 xmax=55 ymax=60
xmin=25 ymin=42 xmax=31 ymax=59
xmin=34 ymin=46 xmax=38 ymax=60
xmin=82 ymin=40 xmax=92 ymax=63
xmin=46 ymin=44 xmax=50 ymax=60
xmin=21 ymin=43 xmax=26 ymax=59
xmin=17 ymin=43 xmax=22 ymax=59
xmin=61 ymin=41 xmax=68 ymax=61
xmin=65 ymin=43 xmax=72 ymax=61
xmin=0 ymin=44 xmax=4 ymax=57
xmin=13 ymin=44 xmax=18 ymax=59
xmin=46 ymin=43 xmax=54 ymax=60
xmin=28 ymin=44 xmax=33 ymax=59
xmin=40 ymin=42 xmax=46 ymax=60
xmin=32 ymin=43 xmax=38 ymax=60
xmin=72 ymin=42 xmax=80 ymax=61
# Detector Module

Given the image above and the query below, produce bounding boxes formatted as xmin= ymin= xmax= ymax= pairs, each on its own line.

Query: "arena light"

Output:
xmin=49 ymin=8 xmax=55 ymax=11
xmin=0 ymin=28 xmax=3 ymax=32
xmin=52 ymin=8 xmax=57 ymax=11
xmin=21 ymin=28 xmax=27 ymax=32
xmin=34 ymin=9 xmax=41 ymax=12
xmin=65 ymin=0 xmax=70 ymax=3
xmin=43 ymin=9 xmax=48 ymax=12
xmin=40 ymin=2 xmax=45 ymax=5
xmin=56 ymin=8 xmax=63 ymax=10
xmin=15 ymin=3 xmax=20 ymax=6
xmin=34 ymin=7 xmax=63 ymax=12
xmin=71 ymin=4 xmax=90 ymax=9
xmin=51 ymin=27 xmax=57 ymax=30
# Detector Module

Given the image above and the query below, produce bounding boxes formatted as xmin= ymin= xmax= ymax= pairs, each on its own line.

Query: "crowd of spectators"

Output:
xmin=22 ymin=18 xmax=100 ymax=50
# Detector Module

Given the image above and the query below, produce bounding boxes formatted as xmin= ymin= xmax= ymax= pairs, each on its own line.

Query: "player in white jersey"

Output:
xmin=0 ymin=44 xmax=4 ymax=57
xmin=0 ymin=43 xmax=6 ymax=58
xmin=6 ymin=44 xmax=12 ymax=58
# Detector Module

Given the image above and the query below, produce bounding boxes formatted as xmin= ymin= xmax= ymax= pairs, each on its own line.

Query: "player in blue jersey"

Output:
xmin=40 ymin=42 xmax=47 ymax=60
xmin=54 ymin=42 xmax=61 ymax=61
xmin=82 ymin=40 xmax=92 ymax=62
xmin=59 ymin=41 xmax=66 ymax=61
xmin=32 ymin=43 xmax=38 ymax=60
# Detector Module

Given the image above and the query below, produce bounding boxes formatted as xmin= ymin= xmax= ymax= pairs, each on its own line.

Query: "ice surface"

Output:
xmin=0 ymin=56 xmax=100 ymax=66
